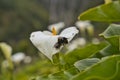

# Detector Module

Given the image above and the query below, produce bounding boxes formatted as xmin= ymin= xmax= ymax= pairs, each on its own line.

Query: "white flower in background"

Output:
xmin=75 ymin=20 xmax=94 ymax=37
xmin=67 ymin=38 xmax=86 ymax=52
xmin=92 ymin=38 xmax=100 ymax=44
xmin=77 ymin=38 xmax=86 ymax=46
xmin=48 ymin=22 xmax=65 ymax=33
xmin=23 ymin=56 xmax=32 ymax=64
xmin=30 ymin=27 xmax=79 ymax=61
xmin=12 ymin=52 xmax=25 ymax=64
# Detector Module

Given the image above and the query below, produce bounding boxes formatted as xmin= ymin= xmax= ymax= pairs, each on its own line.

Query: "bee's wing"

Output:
xmin=60 ymin=27 xmax=79 ymax=42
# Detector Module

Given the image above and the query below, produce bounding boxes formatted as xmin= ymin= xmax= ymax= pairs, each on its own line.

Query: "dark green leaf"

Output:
xmin=64 ymin=42 xmax=107 ymax=65
xmin=100 ymin=24 xmax=120 ymax=38
xmin=74 ymin=58 xmax=100 ymax=71
xmin=100 ymin=24 xmax=120 ymax=55
xmin=48 ymin=71 xmax=69 ymax=80
xmin=49 ymin=67 xmax=79 ymax=80
xmin=79 ymin=1 xmax=120 ymax=22
xmin=31 ymin=67 xmax=79 ymax=80
xmin=71 ymin=55 xmax=120 ymax=80
xmin=101 ymin=44 xmax=119 ymax=56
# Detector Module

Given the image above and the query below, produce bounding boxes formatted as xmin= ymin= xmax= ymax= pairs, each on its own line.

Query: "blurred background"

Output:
xmin=0 ymin=0 xmax=109 ymax=80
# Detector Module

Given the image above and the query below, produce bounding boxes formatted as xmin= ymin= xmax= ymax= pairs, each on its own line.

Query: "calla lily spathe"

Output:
xmin=30 ymin=27 xmax=79 ymax=61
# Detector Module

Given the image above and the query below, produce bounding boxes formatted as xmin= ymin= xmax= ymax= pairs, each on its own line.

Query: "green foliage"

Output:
xmin=71 ymin=1 xmax=120 ymax=79
xmin=74 ymin=58 xmax=100 ymax=71
xmin=48 ymin=67 xmax=79 ymax=80
xmin=14 ymin=60 xmax=59 ymax=80
xmin=71 ymin=55 xmax=120 ymax=80
xmin=100 ymin=24 xmax=120 ymax=37
xmin=79 ymin=1 xmax=120 ymax=22
xmin=100 ymin=24 xmax=120 ymax=56
xmin=64 ymin=43 xmax=107 ymax=65
xmin=30 ymin=67 xmax=79 ymax=80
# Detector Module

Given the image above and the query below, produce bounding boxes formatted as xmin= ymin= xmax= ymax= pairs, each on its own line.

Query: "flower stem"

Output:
xmin=52 ymin=53 xmax=66 ymax=71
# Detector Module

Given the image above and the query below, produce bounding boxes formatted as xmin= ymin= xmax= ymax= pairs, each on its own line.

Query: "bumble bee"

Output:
xmin=54 ymin=37 xmax=68 ymax=49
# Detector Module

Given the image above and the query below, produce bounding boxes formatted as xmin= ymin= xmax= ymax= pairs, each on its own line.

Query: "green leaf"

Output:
xmin=71 ymin=55 xmax=120 ymax=80
xmin=100 ymin=24 xmax=120 ymax=55
xmin=100 ymin=24 xmax=120 ymax=50
xmin=48 ymin=67 xmax=79 ymax=80
xmin=48 ymin=71 xmax=68 ymax=80
xmin=79 ymin=1 xmax=120 ymax=22
xmin=32 ymin=67 xmax=79 ymax=80
xmin=106 ymin=36 xmax=119 ymax=48
xmin=30 ymin=75 xmax=49 ymax=80
xmin=100 ymin=24 xmax=120 ymax=38
xmin=101 ymin=44 xmax=119 ymax=56
xmin=64 ymin=42 xmax=107 ymax=65
xmin=100 ymin=36 xmax=120 ymax=56
xmin=74 ymin=58 xmax=100 ymax=71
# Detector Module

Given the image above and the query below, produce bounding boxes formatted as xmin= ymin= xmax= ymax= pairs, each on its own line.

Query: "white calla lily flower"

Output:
xmin=12 ymin=52 xmax=26 ymax=64
xmin=30 ymin=27 xmax=79 ymax=61
xmin=75 ymin=20 xmax=94 ymax=37
xmin=43 ymin=31 xmax=52 ymax=35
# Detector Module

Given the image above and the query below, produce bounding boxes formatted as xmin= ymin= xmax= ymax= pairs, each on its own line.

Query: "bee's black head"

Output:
xmin=54 ymin=37 xmax=68 ymax=49
xmin=58 ymin=37 xmax=68 ymax=44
